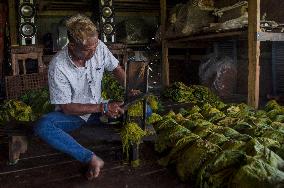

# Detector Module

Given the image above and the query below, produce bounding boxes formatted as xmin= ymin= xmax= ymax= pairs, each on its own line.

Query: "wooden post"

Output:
xmin=8 ymin=0 xmax=17 ymax=45
xmin=160 ymin=0 xmax=169 ymax=87
xmin=248 ymin=0 xmax=260 ymax=109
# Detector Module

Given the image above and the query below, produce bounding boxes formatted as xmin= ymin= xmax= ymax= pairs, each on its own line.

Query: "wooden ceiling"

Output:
xmin=36 ymin=0 xmax=181 ymax=16
xmin=37 ymin=0 xmax=284 ymax=22
xmin=37 ymin=0 xmax=177 ymax=15
xmin=38 ymin=0 xmax=93 ymax=12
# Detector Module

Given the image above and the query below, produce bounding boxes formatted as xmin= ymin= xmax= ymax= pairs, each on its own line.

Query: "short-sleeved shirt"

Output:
xmin=48 ymin=40 xmax=119 ymax=121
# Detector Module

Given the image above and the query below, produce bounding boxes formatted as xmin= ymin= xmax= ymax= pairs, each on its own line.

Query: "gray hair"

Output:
xmin=66 ymin=14 xmax=98 ymax=45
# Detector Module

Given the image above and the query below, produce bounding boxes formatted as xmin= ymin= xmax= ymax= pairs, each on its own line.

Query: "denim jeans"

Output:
xmin=34 ymin=111 xmax=102 ymax=164
xmin=33 ymin=106 xmax=153 ymax=164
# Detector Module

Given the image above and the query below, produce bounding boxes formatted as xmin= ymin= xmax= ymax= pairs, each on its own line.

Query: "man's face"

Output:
xmin=70 ymin=35 xmax=99 ymax=61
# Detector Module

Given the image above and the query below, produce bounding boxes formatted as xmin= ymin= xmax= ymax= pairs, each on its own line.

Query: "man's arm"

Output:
xmin=60 ymin=102 xmax=124 ymax=117
xmin=112 ymin=65 xmax=125 ymax=87
xmin=60 ymin=103 xmax=102 ymax=115
xmin=58 ymin=65 xmax=125 ymax=116
xmin=112 ymin=65 xmax=141 ymax=96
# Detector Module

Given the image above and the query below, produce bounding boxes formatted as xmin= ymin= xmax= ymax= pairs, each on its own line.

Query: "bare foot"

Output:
xmin=86 ymin=155 xmax=104 ymax=180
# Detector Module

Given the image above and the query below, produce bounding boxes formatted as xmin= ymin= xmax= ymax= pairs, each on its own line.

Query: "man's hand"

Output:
xmin=106 ymin=101 xmax=124 ymax=118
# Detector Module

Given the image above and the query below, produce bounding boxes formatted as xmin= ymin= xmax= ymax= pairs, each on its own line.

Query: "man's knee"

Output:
xmin=33 ymin=117 xmax=51 ymax=137
xmin=33 ymin=112 xmax=58 ymax=136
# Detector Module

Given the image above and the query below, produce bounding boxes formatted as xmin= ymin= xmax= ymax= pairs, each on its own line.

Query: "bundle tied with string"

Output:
xmin=166 ymin=0 xmax=215 ymax=37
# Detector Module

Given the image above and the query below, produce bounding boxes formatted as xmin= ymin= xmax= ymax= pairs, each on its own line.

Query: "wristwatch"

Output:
xmin=102 ymin=102 xmax=108 ymax=114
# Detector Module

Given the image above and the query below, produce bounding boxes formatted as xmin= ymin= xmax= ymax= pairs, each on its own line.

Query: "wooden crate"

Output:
xmin=5 ymin=71 xmax=48 ymax=99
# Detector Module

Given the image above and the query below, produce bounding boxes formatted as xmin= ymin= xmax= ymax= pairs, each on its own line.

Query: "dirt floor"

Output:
xmin=0 ymin=124 xmax=191 ymax=188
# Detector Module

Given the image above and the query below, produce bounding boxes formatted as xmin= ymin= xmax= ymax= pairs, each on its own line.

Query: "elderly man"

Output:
xmin=34 ymin=14 xmax=132 ymax=180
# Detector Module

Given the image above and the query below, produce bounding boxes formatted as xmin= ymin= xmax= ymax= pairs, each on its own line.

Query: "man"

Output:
xmin=34 ymin=14 xmax=131 ymax=180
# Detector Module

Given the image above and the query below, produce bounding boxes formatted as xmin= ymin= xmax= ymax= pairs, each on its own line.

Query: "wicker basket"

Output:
xmin=5 ymin=71 xmax=48 ymax=99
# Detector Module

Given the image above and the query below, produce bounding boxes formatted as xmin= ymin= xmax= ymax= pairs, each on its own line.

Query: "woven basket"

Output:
xmin=5 ymin=71 xmax=48 ymax=99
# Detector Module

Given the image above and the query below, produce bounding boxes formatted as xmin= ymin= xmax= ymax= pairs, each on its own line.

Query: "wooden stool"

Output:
xmin=1 ymin=121 xmax=33 ymax=165
xmin=8 ymin=135 xmax=28 ymax=165
xmin=11 ymin=46 xmax=45 ymax=75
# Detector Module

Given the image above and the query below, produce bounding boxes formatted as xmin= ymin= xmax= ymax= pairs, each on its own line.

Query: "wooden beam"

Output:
xmin=256 ymin=32 xmax=284 ymax=41
xmin=38 ymin=11 xmax=159 ymax=17
xmin=8 ymin=0 xmax=17 ymax=45
xmin=115 ymin=0 xmax=155 ymax=2
xmin=160 ymin=0 xmax=169 ymax=87
xmin=167 ymin=42 xmax=210 ymax=48
xmin=248 ymin=0 xmax=260 ymax=108
xmin=38 ymin=11 xmax=92 ymax=17
xmin=167 ymin=31 xmax=246 ymax=43
xmin=116 ymin=12 xmax=159 ymax=17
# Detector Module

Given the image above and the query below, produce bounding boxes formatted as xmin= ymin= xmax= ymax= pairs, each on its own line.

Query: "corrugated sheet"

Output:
xmin=214 ymin=40 xmax=237 ymax=64
xmin=272 ymin=42 xmax=284 ymax=94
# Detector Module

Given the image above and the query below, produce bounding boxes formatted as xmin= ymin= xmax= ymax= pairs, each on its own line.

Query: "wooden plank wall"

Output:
xmin=236 ymin=42 xmax=273 ymax=103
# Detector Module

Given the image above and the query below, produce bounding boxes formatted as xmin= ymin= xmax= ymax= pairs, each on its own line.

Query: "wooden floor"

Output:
xmin=0 ymin=124 xmax=189 ymax=188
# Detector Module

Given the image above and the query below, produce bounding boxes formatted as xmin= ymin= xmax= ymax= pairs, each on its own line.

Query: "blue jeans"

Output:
xmin=34 ymin=106 xmax=153 ymax=164
xmin=34 ymin=112 xmax=101 ymax=164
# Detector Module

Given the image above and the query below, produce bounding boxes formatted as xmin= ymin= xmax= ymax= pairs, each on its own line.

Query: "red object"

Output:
xmin=0 ymin=2 xmax=8 ymax=78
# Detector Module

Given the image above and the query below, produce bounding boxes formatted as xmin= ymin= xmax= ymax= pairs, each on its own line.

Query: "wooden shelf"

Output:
xmin=166 ymin=30 xmax=284 ymax=44
xmin=126 ymin=43 xmax=149 ymax=48
xmin=166 ymin=30 xmax=247 ymax=43
xmin=160 ymin=0 xmax=283 ymax=108
xmin=257 ymin=32 xmax=284 ymax=41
